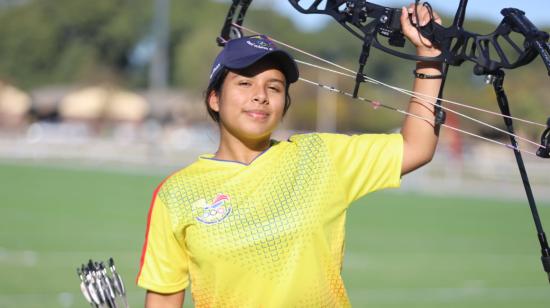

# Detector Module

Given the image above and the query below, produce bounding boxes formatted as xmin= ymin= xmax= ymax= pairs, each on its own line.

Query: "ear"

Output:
xmin=208 ymin=90 xmax=220 ymax=112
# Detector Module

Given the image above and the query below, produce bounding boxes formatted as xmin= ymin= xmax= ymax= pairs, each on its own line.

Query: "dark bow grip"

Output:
xmin=418 ymin=20 xmax=444 ymax=47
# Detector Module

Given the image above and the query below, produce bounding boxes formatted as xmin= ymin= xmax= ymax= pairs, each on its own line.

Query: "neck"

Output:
xmin=215 ymin=129 xmax=272 ymax=165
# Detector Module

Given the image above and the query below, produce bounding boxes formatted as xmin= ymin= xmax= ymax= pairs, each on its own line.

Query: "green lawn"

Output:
xmin=0 ymin=162 xmax=549 ymax=307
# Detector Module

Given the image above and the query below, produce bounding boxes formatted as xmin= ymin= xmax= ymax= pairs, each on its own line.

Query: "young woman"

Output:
xmin=138 ymin=4 xmax=442 ymax=307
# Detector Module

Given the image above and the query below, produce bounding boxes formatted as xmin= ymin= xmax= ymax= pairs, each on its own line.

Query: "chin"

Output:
xmin=242 ymin=130 xmax=274 ymax=141
xmin=240 ymin=125 xmax=276 ymax=141
xmin=221 ymin=118 xmax=279 ymax=142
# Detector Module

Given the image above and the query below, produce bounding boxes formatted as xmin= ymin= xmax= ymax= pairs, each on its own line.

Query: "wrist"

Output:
xmin=416 ymin=60 xmax=442 ymax=72
xmin=416 ymin=47 xmax=441 ymax=58
xmin=413 ymin=68 xmax=442 ymax=79
xmin=413 ymin=60 xmax=443 ymax=79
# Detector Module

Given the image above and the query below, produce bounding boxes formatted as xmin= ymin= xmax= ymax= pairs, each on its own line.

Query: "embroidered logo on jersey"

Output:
xmin=193 ymin=194 xmax=232 ymax=225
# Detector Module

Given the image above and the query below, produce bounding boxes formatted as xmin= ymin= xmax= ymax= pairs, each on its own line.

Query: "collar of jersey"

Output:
xmin=199 ymin=140 xmax=280 ymax=167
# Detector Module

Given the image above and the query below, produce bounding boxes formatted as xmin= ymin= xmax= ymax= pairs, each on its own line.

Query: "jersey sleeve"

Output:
xmin=319 ymin=133 xmax=403 ymax=203
xmin=136 ymin=189 xmax=190 ymax=293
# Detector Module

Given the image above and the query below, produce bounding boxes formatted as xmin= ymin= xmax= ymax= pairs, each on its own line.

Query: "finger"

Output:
xmin=411 ymin=3 xmax=430 ymax=26
xmin=400 ymin=6 xmax=416 ymax=37
xmin=400 ymin=6 xmax=411 ymax=31
xmin=411 ymin=15 xmax=418 ymax=26
xmin=418 ymin=9 xmax=431 ymax=26
xmin=401 ymin=8 xmax=427 ymax=48
xmin=412 ymin=4 xmax=430 ymax=26
xmin=432 ymin=12 xmax=442 ymax=25
xmin=411 ymin=6 xmax=433 ymax=45
xmin=406 ymin=4 xmax=416 ymax=22
xmin=406 ymin=5 xmax=419 ymax=26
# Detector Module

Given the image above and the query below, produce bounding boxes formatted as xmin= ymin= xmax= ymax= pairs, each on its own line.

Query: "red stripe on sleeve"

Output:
xmin=135 ymin=175 xmax=173 ymax=284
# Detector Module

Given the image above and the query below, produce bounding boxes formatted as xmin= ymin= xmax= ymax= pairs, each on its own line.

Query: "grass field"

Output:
xmin=0 ymin=162 xmax=549 ymax=307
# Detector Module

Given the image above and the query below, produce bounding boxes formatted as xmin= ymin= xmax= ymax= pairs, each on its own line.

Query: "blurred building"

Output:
xmin=0 ymin=81 xmax=31 ymax=132
xmin=59 ymin=86 xmax=150 ymax=122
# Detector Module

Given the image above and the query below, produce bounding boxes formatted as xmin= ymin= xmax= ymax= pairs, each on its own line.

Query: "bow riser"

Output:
xmin=289 ymin=1 xmax=548 ymax=74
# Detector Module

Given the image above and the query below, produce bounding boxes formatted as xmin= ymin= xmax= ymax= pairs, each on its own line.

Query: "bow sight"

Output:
xmin=217 ymin=0 xmax=550 ymax=284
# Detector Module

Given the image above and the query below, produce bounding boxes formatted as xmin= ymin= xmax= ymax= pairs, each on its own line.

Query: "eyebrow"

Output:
xmin=267 ymin=78 xmax=285 ymax=85
xmin=229 ymin=74 xmax=286 ymax=85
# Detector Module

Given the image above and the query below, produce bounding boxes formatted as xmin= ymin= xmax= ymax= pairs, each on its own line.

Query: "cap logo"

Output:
xmin=209 ymin=63 xmax=221 ymax=80
xmin=246 ymin=39 xmax=274 ymax=51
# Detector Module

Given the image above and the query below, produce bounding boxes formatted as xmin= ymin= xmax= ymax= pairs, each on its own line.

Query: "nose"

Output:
xmin=252 ymin=85 xmax=268 ymax=105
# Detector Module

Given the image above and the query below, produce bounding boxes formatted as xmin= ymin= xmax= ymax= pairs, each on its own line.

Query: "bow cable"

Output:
xmin=231 ymin=23 xmax=546 ymax=150
xmin=299 ymin=76 xmax=539 ymax=157
xmin=232 ymin=23 xmax=547 ymax=129
xmin=295 ymin=59 xmax=545 ymax=149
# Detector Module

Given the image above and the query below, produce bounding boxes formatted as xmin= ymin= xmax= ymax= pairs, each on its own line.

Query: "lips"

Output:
xmin=244 ymin=109 xmax=270 ymax=120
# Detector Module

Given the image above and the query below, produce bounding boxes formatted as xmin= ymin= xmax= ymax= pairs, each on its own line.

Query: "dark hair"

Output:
xmin=204 ymin=68 xmax=292 ymax=123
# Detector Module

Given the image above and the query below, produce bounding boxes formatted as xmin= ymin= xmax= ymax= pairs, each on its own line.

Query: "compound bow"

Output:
xmin=217 ymin=0 xmax=550 ymax=284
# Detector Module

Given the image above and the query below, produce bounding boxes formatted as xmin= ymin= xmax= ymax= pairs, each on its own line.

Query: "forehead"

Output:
xmin=228 ymin=58 xmax=286 ymax=82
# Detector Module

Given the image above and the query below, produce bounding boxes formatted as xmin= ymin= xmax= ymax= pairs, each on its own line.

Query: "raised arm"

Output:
xmin=399 ymin=4 xmax=443 ymax=175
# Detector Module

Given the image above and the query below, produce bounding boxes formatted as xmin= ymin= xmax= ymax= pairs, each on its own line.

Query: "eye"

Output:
xmin=268 ymin=85 xmax=282 ymax=92
xmin=238 ymin=80 xmax=251 ymax=86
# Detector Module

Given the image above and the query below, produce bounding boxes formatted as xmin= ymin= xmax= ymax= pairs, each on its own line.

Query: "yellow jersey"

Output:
xmin=137 ymin=133 xmax=403 ymax=307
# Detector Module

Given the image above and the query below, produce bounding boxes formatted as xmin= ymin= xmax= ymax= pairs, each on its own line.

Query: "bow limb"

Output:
xmin=217 ymin=0 xmax=253 ymax=46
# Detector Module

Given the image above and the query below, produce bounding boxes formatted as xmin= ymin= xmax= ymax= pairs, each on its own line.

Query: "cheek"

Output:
xmin=217 ymin=91 xmax=240 ymax=115
xmin=217 ymin=102 xmax=234 ymax=123
xmin=273 ymin=94 xmax=287 ymax=116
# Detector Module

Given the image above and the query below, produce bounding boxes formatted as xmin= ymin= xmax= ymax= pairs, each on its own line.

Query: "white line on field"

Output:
xmin=343 ymin=251 xmax=538 ymax=270
xmin=0 ymin=247 xmax=38 ymax=267
xmin=348 ymin=286 xmax=550 ymax=302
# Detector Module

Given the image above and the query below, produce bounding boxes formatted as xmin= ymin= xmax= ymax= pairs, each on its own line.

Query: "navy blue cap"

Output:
xmin=209 ymin=35 xmax=299 ymax=86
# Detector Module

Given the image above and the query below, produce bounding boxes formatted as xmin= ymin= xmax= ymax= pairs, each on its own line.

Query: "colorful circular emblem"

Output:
xmin=194 ymin=194 xmax=232 ymax=225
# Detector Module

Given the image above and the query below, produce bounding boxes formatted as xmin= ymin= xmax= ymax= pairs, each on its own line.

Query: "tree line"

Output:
xmin=0 ymin=0 xmax=547 ymax=134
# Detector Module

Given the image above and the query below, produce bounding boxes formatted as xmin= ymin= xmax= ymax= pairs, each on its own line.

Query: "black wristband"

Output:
xmin=413 ymin=69 xmax=443 ymax=79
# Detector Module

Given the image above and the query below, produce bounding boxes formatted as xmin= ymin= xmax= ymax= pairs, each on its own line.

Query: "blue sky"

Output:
xmin=270 ymin=0 xmax=550 ymax=31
